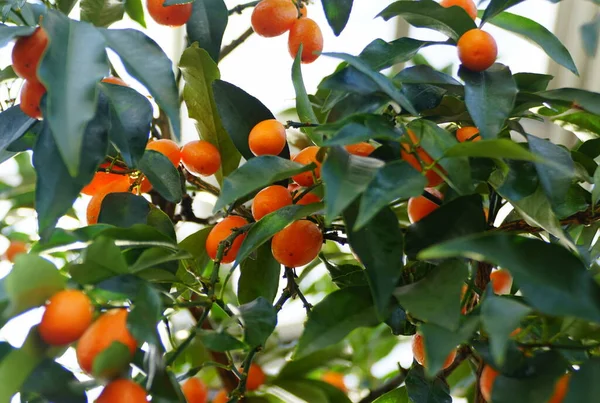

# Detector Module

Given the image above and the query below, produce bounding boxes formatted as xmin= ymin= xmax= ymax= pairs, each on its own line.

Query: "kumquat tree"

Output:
xmin=1 ymin=0 xmax=600 ymax=401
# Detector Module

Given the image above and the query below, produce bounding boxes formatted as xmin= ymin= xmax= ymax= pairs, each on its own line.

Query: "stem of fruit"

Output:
xmin=220 ymin=27 xmax=255 ymax=60
xmin=228 ymin=0 xmax=260 ymax=15
xmin=227 ymin=348 xmax=259 ymax=403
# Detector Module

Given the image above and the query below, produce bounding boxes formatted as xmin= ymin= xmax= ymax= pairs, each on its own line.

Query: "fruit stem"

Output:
xmin=220 ymin=27 xmax=255 ymax=61
xmin=228 ymin=0 xmax=260 ymax=15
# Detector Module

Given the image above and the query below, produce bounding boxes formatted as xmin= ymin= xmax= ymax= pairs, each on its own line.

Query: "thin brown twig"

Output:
xmin=228 ymin=0 xmax=260 ymax=15
xmin=220 ymin=27 xmax=254 ymax=61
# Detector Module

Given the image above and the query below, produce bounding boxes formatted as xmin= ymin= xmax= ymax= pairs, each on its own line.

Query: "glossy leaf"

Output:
xmin=277 ymin=346 xmax=345 ymax=379
xmin=292 ymin=48 xmax=322 ymax=144
xmin=0 ymin=106 xmax=36 ymax=155
xmin=564 ymin=358 xmax=600 ymax=403
xmin=295 ymin=286 xmax=380 ymax=358
xmin=198 ymin=330 xmax=246 ymax=352
xmin=21 ymin=359 xmax=86 ymax=403
xmin=344 ymin=203 xmax=404 ymax=317
xmin=101 ymin=28 xmax=181 ymax=139
xmin=513 ymin=72 xmax=553 ymax=92
xmin=70 ymin=236 xmax=128 ymax=285
xmin=322 ymin=261 xmax=368 ymax=288
xmin=39 ymin=10 xmax=109 ymax=176
xmin=185 ymin=0 xmax=228 ymax=62
xmin=238 ymin=297 xmax=277 ymax=347
xmin=480 ymin=0 xmax=523 ymax=23
xmin=420 ymin=233 xmax=600 ymax=323
xmin=138 ymin=149 xmax=183 ymax=203
xmin=125 ymin=0 xmax=146 ymax=27
xmin=98 ymin=192 xmax=151 ymax=227
xmin=319 ymin=114 xmax=404 ymax=146
xmin=356 ymin=160 xmax=426 ymax=229
xmin=581 ymin=16 xmax=600 ymax=58
xmin=373 ymin=387 xmax=409 ymax=403
xmin=405 ymin=365 xmax=452 ymax=403
xmin=0 ymin=24 xmax=35 ymax=47
xmin=322 ymin=0 xmax=353 ymax=36
xmin=238 ymin=243 xmax=281 ymax=305
xmin=444 ymin=139 xmax=542 ymax=161
xmin=378 ymin=0 xmax=477 ymax=40
xmin=92 ymin=341 xmax=132 ymax=378
xmin=81 ymin=0 xmax=125 ymax=27
xmin=487 ymin=12 xmax=578 ymax=75
xmin=179 ymin=226 xmax=213 ymax=272
xmin=214 ymin=156 xmax=314 ymax=211
xmin=538 ymin=88 xmax=600 ymax=115
xmin=128 ymin=282 xmax=163 ymax=346
xmin=359 ymin=37 xmax=437 ymax=71
xmin=458 ymin=63 xmax=517 ymax=140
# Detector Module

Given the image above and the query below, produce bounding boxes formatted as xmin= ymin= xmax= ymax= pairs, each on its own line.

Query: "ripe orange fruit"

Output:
xmin=457 ymin=29 xmax=498 ymax=72
xmin=480 ymin=365 xmax=499 ymax=402
xmin=548 ymin=374 xmax=570 ymax=403
xmin=205 ymin=216 xmax=249 ymax=264
xmin=4 ymin=241 xmax=27 ymax=262
xmin=86 ymin=179 xmax=132 ymax=225
xmin=291 ymin=146 xmax=321 ymax=186
xmin=252 ymin=185 xmax=293 ymax=220
xmin=82 ymin=171 xmax=131 ymax=196
xmin=96 ymin=379 xmax=148 ymax=403
xmin=456 ymin=126 xmax=481 ymax=142
xmin=272 ymin=220 xmax=323 ymax=267
xmin=251 ymin=0 xmax=298 ymax=37
xmin=213 ymin=389 xmax=228 ymax=403
xmin=249 ymin=119 xmax=287 ymax=156
xmin=246 ymin=363 xmax=266 ymax=391
xmin=76 ymin=309 xmax=137 ymax=376
xmin=146 ymin=139 xmax=181 ymax=167
xmin=146 ymin=0 xmax=192 ymax=26
xmin=322 ymin=371 xmax=347 ymax=393
xmin=296 ymin=190 xmax=321 ymax=205
xmin=181 ymin=140 xmax=221 ymax=176
xmin=440 ymin=0 xmax=477 ymax=20
xmin=12 ymin=27 xmax=48 ymax=82
xmin=20 ymin=80 xmax=46 ymax=119
xmin=400 ymin=130 xmax=445 ymax=187
xmin=345 ymin=142 xmax=376 ymax=157
xmin=39 ymin=290 xmax=93 ymax=346
xmin=412 ymin=333 xmax=456 ymax=371
xmin=407 ymin=188 xmax=443 ymax=224
xmin=490 ymin=269 xmax=512 ymax=295
xmin=181 ymin=377 xmax=208 ymax=403
xmin=102 ymin=76 xmax=128 ymax=86
xmin=288 ymin=18 xmax=323 ymax=64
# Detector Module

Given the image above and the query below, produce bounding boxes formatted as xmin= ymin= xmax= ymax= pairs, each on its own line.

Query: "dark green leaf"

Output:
xmin=128 ymin=282 xmax=163 ymax=346
xmin=21 ymin=360 xmax=86 ymax=403
xmin=277 ymin=346 xmax=344 ymax=379
xmin=39 ymin=10 xmax=109 ymax=176
xmin=405 ymin=365 xmax=452 ymax=403
xmin=295 ymin=286 xmax=379 ymax=358
xmin=0 ymin=24 xmax=35 ymax=47
xmin=130 ymin=247 xmax=190 ymax=273
xmin=73 ymin=236 xmax=128 ymax=285
xmin=395 ymin=260 xmax=468 ymax=331
xmin=198 ymin=330 xmax=246 ymax=352
xmin=373 ymin=387 xmax=409 ymax=403
xmin=0 ymin=106 xmax=36 ymax=155
xmin=359 ymin=37 xmax=437 ymax=71
xmin=513 ymin=72 xmax=553 ymax=92
xmin=292 ymin=47 xmax=322 ymax=144
xmin=495 ymin=160 xmax=539 ymax=201
xmin=343 ymin=203 xmax=404 ymax=317
xmin=378 ymin=0 xmax=477 ymax=40
xmin=458 ymin=63 xmax=517 ymax=139
xmin=420 ymin=233 xmax=600 ymax=323
xmin=180 ymin=45 xmax=240 ymax=182
xmin=100 ymin=82 xmax=152 ymax=167
xmin=480 ymin=0 xmax=524 ymax=23
xmin=57 ymin=0 xmax=78 ymax=14
xmin=81 ymin=0 xmax=125 ymax=27
xmin=538 ymin=88 xmax=600 ymax=115
xmin=92 ymin=341 xmax=132 ymax=378
xmin=444 ymin=139 xmax=542 ymax=161
xmin=274 ymin=379 xmax=351 ymax=403
xmin=185 ymin=0 xmax=228 ymax=62
xmin=138 ymin=149 xmax=182 ymax=203
xmin=98 ymin=192 xmax=151 ymax=227
xmin=321 ymin=0 xmax=353 ymax=36
xmin=356 ymin=160 xmax=426 ymax=229
xmin=322 ymin=261 xmax=368 ymax=288
xmin=179 ymin=226 xmax=213 ymax=272
xmin=319 ymin=114 xmax=404 ymax=146
xmin=487 ymin=12 xmax=578 ymax=75
xmin=238 ymin=297 xmax=277 ymax=347
xmin=147 ymin=207 xmax=177 ymax=241
xmin=395 ymin=64 xmax=462 ymax=89
xmin=238 ymin=243 xmax=281 ymax=305
xmin=101 ymin=28 xmax=181 ymax=138
xmin=214 ymin=156 xmax=313 ymax=211
xmin=581 ymin=16 xmax=600 ymax=58
xmin=564 ymin=358 xmax=600 ymax=403
xmin=125 ymin=0 xmax=146 ymax=27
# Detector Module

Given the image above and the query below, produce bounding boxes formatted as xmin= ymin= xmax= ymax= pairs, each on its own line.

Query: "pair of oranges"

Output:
xmin=12 ymin=27 xmax=48 ymax=119
xmin=251 ymin=0 xmax=323 ymax=64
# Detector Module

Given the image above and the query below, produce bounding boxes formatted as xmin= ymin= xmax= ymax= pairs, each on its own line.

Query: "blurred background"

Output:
xmin=0 ymin=0 xmax=598 ymax=401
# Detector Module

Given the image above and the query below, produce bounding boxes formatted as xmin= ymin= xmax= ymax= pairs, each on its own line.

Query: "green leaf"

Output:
xmin=359 ymin=37 xmax=437 ymax=71
xmin=128 ymin=282 xmax=163 ymax=346
xmin=378 ymin=0 xmax=477 ymax=40
xmin=214 ymin=156 xmax=313 ymax=211
xmin=322 ymin=261 xmax=368 ymax=288
xmin=295 ymin=286 xmax=380 ymax=358
xmin=274 ymin=379 xmax=350 ymax=403
xmin=395 ymin=260 xmax=468 ymax=331
xmin=538 ymin=88 xmax=600 ymax=115
xmin=593 ymin=166 xmax=600 ymax=209
xmin=277 ymin=346 xmax=345 ymax=379
xmin=480 ymin=0 xmax=524 ymax=23
xmin=198 ymin=330 xmax=246 ymax=352
xmin=179 ymin=226 xmax=213 ymax=272
xmin=0 ymin=65 xmax=17 ymax=83
xmin=420 ymin=233 xmax=600 ymax=323
xmin=3 ymin=254 xmax=65 ymax=321
xmin=130 ymin=247 xmax=191 ymax=273
xmin=98 ymin=192 xmax=151 ymax=227
xmin=321 ymin=0 xmax=353 ymax=36
xmin=321 ymin=146 xmax=383 ymax=223
xmin=343 ymin=203 xmax=404 ymax=318
xmin=373 ymin=387 xmax=409 ymax=403
xmin=92 ymin=341 xmax=132 ymax=378
xmin=581 ymin=16 xmax=600 ymax=58
xmin=212 ymin=79 xmax=291 ymax=162
xmin=238 ymin=297 xmax=277 ymax=347
xmin=21 ymin=359 xmax=86 ymax=403
xmin=124 ymin=0 xmax=146 ymax=27
xmin=81 ymin=0 xmax=125 ymax=27
xmin=100 ymin=82 xmax=152 ymax=167
xmin=57 ymin=0 xmax=78 ymax=14
xmin=444 ymin=139 xmax=542 ymax=161
xmin=405 ymin=195 xmax=486 ymax=259
xmin=0 ymin=106 xmax=36 ymax=155
xmin=236 ymin=202 xmax=323 ymax=264
xmin=0 ymin=24 xmax=35 ymax=47
xmin=481 ymin=291 xmax=532 ymax=366
xmin=72 ymin=236 xmax=128 ymax=285
xmin=147 ymin=206 xmax=177 ymax=241
xmin=238 ymin=243 xmax=281 ymax=305
xmin=458 ymin=63 xmax=517 ymax=140
xmin=323 ymin=52 xmax=417 ymax=115
xmin=185 ymin=0 xmax=228 ymax=62
xmin=319 ymin=114 xmax=403 ymax=146
xmin=405 ymin=365 xmax=452 ymax=403
xmin=138 ymin=149 xmax=183 ymax=203
xmin=513 ymin=72 xmax=553 ymax=92
xmin=487 ymin=12 xmax=578 ymax=75
xmin=292 ymin=47 xmax=322 ymax=144
xmin=356 ymin=160 xmax=427 ymax=229
xmin=39 ymin=10 xmax=109 ymax=176
xmin=101 ymin=28 xmax=181 ymax=139
xmin=180 ymin=45 xmax=240 ymax=182
xmin=564 ymin=358 xmax=600 ymax=403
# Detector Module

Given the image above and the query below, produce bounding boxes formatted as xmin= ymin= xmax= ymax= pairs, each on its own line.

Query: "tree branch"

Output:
xmin=220 ymin=27 xmax=254 ymax=61
xmin=358 ymin=367 xmax=409 ymax=403
xmin=228 ymin=0 xmax=260 ymax=15
xmin=495 ymin=207 xmax=600 ymax=233
xmin=286 ymin=120 xmax=320 ymax=129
